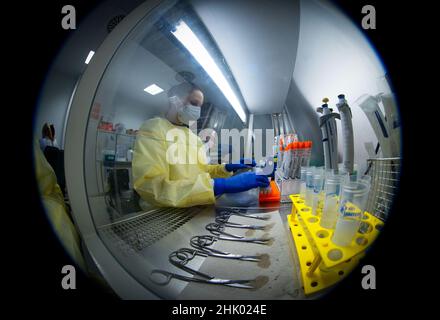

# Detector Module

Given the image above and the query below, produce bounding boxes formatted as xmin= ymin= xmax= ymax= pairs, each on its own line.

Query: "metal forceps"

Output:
xmin=149 ymin=248 xmax=254 ymax=289
xmin=189 ymin=236 xmax=261 ymax=262
xmin=218 ymin=209 xmax=271 ymax=221
xmin=206 ymin=222 xmax=243 ymax=238
xmin=215 ymin=216 xmax=267 ymax=230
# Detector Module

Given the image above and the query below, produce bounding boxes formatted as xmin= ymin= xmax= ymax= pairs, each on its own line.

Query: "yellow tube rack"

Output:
xmin=288 ymin=194 xmax=384 ymax=295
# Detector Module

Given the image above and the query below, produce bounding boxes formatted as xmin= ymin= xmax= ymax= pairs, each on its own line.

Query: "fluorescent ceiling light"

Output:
xmin=171 ymin=20 xmax=247 ymax=122
xmin=144 ymin=84 xmax=164 ymax=95
xmin=85 ymin=51 xmax=95 ymax=64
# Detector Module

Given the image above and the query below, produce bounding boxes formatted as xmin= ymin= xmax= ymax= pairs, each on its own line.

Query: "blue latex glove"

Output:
xmin=225 ymin=158 xmax=257 ymax=172
xmin=214 ymin=172 xmax=269 ymax=196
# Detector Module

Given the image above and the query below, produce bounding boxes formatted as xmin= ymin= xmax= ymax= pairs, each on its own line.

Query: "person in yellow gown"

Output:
xmin=34 ymin=140 xmax=85 ymax=269
xmin=132 ymin=85 xmax=269 ymax=209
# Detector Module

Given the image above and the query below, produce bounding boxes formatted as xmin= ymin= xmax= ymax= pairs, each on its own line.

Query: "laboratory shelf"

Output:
xmin=287 ymin=194 xmax=383 ymax=295
xmin=98 ymin=160 xmax=133 ymax=167
xmin=97 ymin=129 xmax=137 ymax=137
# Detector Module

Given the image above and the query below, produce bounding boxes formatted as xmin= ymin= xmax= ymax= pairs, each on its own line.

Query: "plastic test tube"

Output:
xmin=305 ymin=166 xmax=315 ymax=207
xmin=297 ymin=142 xmax=305 ymax=179
xmin=279 ymin=139 xmax=284 ymax=162
xmin=331 ymin=181 xmax=371 ymax=247
xmin=289 ymin=142 xmax=298 ymax=179
xmin=300 ymin=142 xmax=306 ymax=167
xmin=304 ymin=141 xmax=312 ymax=167
xmin=311 ymin=168 xmax=325 ymax=216
xmin=294 ymin=142 xmax=304 ymax=179
xmin=320 ymin=174 xmax=343 ymax=229
xmin=299 ymin=167 xmax=308 ymax=199
xmin=318 ymin=169 xmax=328 ymax=212
xmin=278 ymin=143 xmax=284 ymax=177
xmin=288 ymin=142 xmax=294 ymax=179
xmin=283 ymin=143 xmax=292 ymax=179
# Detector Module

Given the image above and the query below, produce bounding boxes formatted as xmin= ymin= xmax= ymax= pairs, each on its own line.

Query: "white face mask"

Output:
xmin=177 ymin=104 xmax=201 ymax=125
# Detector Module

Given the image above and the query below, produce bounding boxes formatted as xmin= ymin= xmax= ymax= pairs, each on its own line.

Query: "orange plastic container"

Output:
xmin=259 ymin=180 xmax=281 ymax=203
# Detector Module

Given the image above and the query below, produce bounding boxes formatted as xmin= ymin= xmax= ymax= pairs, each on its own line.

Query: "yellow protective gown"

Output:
xmin=34 ymin=141 xmax=85 ymax=269
xmin=133 ymin=117 xmax=232 ymax=208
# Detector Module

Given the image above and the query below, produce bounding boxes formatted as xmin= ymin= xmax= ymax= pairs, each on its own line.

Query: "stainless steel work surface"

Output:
xmin=177 ymin=210 xmax=303 ymax=299
xmin=98 ymin=205 xmax=217 ymax=299
xmin=96 ymin=203 xmax=304 ymax=299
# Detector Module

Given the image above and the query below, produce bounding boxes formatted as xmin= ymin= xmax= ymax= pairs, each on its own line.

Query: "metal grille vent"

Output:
xmin=107 ymin=14 xmax=126 ymax=33
xmin=365 ymin=157 xmax=401 ymax=221
xmin=99 ymin=207 xmax=200 ymax=254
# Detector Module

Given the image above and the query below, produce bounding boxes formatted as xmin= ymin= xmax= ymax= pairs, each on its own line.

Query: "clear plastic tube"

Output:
xmin=296 ymin=142 xmax=304 ymax=179
xmin=287 ymin=144 xmax=293 ymax=179
xmin=278 ymin=144 xmax=284 ymax=178
xmin=332 ymin=181 xmax=371 ymax=246
xmin=298 ymin=146 xmax=303 ymax=179
xmin=282 ymin=144 xmax=291 ymax=179
xmin=320 ymin=174 xmax=343 ymax=229
xmin=300 ymin=142 xmax=306 ymax=167
xmin=307 ymin=141 xmax=313 ymax=166
xmin=311 ymin=168 xmax=325 ymax=215
xmin=305 ymin=166 xmax=315 ymax=206
xmin=300 ymin=167 xmax=308 ymax=199
xmin=289 ymin=142 xmax=299 ymax=179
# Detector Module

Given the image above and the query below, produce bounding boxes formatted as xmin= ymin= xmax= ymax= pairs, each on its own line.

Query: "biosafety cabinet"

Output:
xmin=63 ymin=0 xmax=401 ymax=299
